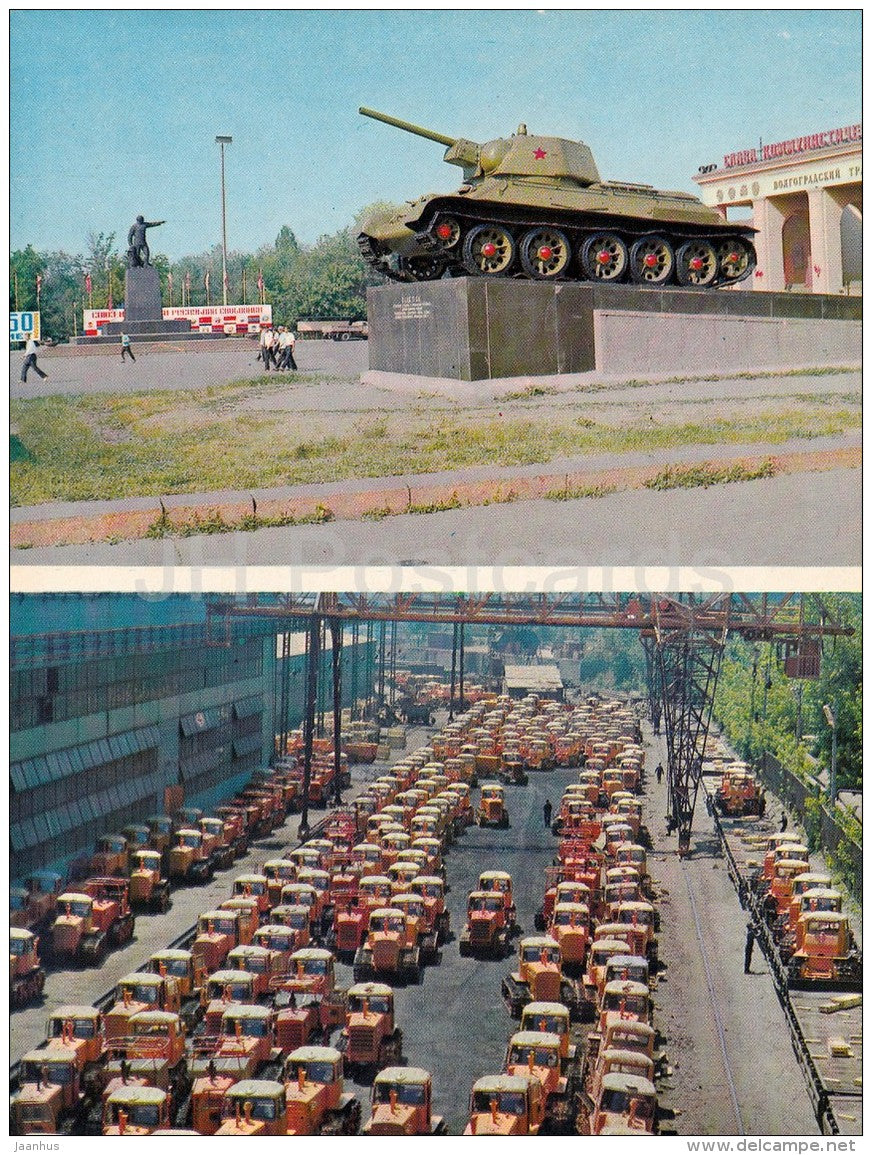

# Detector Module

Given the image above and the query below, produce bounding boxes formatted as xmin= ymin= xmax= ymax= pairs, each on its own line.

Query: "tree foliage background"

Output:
xmin=10 ymin=203 xmax=396 ymax=341
xmin=713 ymin=594 xmax=861 ymax=791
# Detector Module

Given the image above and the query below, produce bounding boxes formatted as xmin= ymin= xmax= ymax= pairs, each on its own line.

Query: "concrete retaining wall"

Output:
xmin=594 ymin=310 xmax=861 ymax=376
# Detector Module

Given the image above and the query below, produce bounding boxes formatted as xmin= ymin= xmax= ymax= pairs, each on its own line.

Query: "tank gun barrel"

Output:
xmin=359 ymin=107 xmax=456 ymax=148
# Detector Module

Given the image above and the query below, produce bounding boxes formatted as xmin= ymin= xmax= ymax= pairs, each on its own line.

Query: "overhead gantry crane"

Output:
xmin=207 ymin=593 xmax=852 ymax=853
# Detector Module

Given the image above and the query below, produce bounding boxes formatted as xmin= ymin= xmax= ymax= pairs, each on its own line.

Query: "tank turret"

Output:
xmin=357 ymin=107 xmax=755 ymax=287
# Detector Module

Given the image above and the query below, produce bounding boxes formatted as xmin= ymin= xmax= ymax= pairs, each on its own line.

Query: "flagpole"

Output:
xmin=13 ymin=269 xmax=19 ymax=311
xmin=242 ymin=265 xmax=247 ymax=305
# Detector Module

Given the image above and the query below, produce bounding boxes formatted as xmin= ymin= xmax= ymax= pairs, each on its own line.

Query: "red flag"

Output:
xmin=257 ymin=270 xmax=264 ymax=292
xmin=204 ymin=271 xmax=210 ymax=290
xmin=85 ymin=272 xmax=92 ymax=294
xmin=107 ymin=291 xmax=114 ymax=309
xmin=184 ymin=271 xmax=191 ymax=290
xmin=36 ymin=274 xmax=42 ymax=292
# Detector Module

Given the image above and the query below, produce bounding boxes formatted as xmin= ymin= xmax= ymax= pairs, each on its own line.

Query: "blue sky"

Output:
xmin=10 ymin=8 xmax=861 ymax=260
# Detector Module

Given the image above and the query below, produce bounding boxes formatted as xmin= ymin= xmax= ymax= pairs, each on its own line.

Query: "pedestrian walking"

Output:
xmin=277 ymin=326 xmax=298 ymax=370
xmin=120 ymin=332 xmax=135 ymax=362
xmin=259 ymin=325 xmax=276 ymax=370
xmin=20 ymin=335 xmax=48 ymax=382
xmin=744 ymin=920 xmax=756 ymax=972
xmin=780 ymin=811 xmax=788 ymax=833
xmin=543 ymin=799 xmax=553 ymax=829
xmin=655 ymin=762 xmax=664 ymax=784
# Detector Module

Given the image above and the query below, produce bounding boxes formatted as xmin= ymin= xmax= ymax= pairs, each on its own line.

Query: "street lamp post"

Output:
xmin=823 ymin=703 xmax=837 ymax=806
xmin=215 ymin=135 xmax=232 ymax=306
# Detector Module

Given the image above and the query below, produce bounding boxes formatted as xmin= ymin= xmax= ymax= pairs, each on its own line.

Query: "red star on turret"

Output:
xmin=534 ymin=147 xmax=547 ymax=159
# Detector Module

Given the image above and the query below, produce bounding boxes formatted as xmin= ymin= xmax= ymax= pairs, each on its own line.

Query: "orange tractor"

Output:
xmin=353 ymin=907 xmax=422 ymax=983
xmin=50 ymin=878 xmax=134 ymax=964
xmin=104 ymin=972 xmax=182 ymax=1041
xmin=338 ymin=982 xmax=403 ymax=1073
xmin=187 ymin=1054 xmax=256 ymax=1134
xmin=215 ymin=1079 xmax=288 ymax=1135
xmin=464 ymin=1074 xmax=546 ymax=1135
xmin=363 ymin=1067 xmax=446 ymax=1134
xmin=10 ymin=927 xmax=46 ymax=1007
xmin=583 ymin=1071 xmax=658 ymax=1135
xmin=715 ymin=763 xmax=765 ymax=817
xmin=503 ymin=1030 xmax=578 ymax=1132
xmin=478 ymin=783 xmax=510 ymax=827
xmin=169 ymin=827 xmax=216 ymax=884
xmin=283 ymin=1045 xmax=362 ymax=1134
xmin=503 ymin=936 xmax=577 ymax=1018
xmin=460 ymin=891 xmax=512 ymax=957
xmin=128 ymin=849 xmax=172 ymax=912
xmin=786 ymin=910 xmax=862 ymax=989
xmin=12 ymin=1046 xmax=88 ymax=1134
xmin=191 ymin=909 xmax=245 ymax=974
xmin=101 ymin=1085 xmax=173 ymax=1135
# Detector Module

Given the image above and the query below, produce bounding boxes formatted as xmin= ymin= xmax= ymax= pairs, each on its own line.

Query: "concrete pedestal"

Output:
xmin=367 ymin=280 xmax=861 ymax=381
xmin=124 ymin=265 xmax=163 ymax=322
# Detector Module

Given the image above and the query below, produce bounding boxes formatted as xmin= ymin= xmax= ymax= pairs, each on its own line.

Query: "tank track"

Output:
xmin=359 ymin=204 xmax=756 ymax=288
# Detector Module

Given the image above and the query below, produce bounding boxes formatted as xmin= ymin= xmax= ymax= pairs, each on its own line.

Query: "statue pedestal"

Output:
xmin=102 ymin=265 xmax=192 ymax=337
xmin=366 ymin=280 xmax=861 ymax=381
xmin=124 ymin=266 xmax=162 ymax=322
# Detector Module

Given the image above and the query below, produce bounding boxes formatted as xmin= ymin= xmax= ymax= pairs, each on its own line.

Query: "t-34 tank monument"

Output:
xmin=358 ymin=108 xmax=859 ymax=382
xmin=357 ymin=107 xmax=756 ymax=288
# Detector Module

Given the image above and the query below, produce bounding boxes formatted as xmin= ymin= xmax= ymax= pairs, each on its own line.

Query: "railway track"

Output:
xmin=701 ymin=773 xmax=862 ymax=1136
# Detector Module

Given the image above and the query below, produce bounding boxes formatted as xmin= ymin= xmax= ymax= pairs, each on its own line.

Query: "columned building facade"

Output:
xmin=694 ymin=124 xmax=861 ymax=294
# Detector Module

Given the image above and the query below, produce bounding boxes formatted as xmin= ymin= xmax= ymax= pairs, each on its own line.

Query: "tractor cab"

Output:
xmin=364 ymin=1066 xmax=444 ymax=1134
xmin=520 ymin=1001 xmax=575 ymax=1061
xmin=102 ymin=1085 xmax=170 ymax=1135
xmin=465 ymin=1074 xmax=545 ymax=1135
xmin=216 ymin=1079 xmax=287 ymax=1135
xmin=591 ymin=1071 xmax=657 ymax=1134
xmin=503 ymin=1030 xmax=564 ymax=1099
xmin=45 ymin=1005 xmax=104 ymax=1068
xmin=192 ymin=909 xmax=241 ymax=972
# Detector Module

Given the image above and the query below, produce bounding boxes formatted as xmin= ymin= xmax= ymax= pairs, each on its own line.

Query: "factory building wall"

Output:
xmin=10 ymin=595 xmax=374 ymax=885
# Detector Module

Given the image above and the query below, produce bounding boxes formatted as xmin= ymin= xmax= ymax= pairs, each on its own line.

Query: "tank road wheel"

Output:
xmin=629 ymin=235 xmax=675 ymax=285
xmin=430 ymin=216 xmax=462 ymax=250
xmin=462 ymin=224 xmax=516 ymax=276
xmin=580 ymin=232 xmax=628 ymax=282
xmin=675 ymin=239 xmax=719 ymax=287
xmin=716 ymin=237 xmax=755 ymax=285
xmin=520 ymin=227 xmax=572 ymax=279
xmin=401 ymin=255 xmax=448 ymax=281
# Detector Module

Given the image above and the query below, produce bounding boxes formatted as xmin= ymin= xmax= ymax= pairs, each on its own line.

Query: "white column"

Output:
xmin=807 ymin=188 xmax=844 ymax=294
xmin=751 ymin=197 xmax=786 ymax=292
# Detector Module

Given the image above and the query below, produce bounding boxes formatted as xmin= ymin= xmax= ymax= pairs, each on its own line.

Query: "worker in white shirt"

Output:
xmin=21 ymin=335 xmax=48 ymax=382
xmin=259 ymin=325 xmax=276 ymax=370
xmin=278 ymin=326 xmax=298 ymax=371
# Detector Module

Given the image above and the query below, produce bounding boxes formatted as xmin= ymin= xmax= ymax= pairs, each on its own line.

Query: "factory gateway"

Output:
xmin=694 ymin=123 xmax=862 ymax=294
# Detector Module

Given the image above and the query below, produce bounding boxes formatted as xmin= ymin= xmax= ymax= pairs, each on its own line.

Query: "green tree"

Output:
xmin=10 ymin=245 xmax=46 ymax=312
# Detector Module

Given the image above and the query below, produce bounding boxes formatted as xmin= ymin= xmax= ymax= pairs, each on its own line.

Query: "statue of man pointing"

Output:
xmin=127 ymin=215 xmax=165 ymax=267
